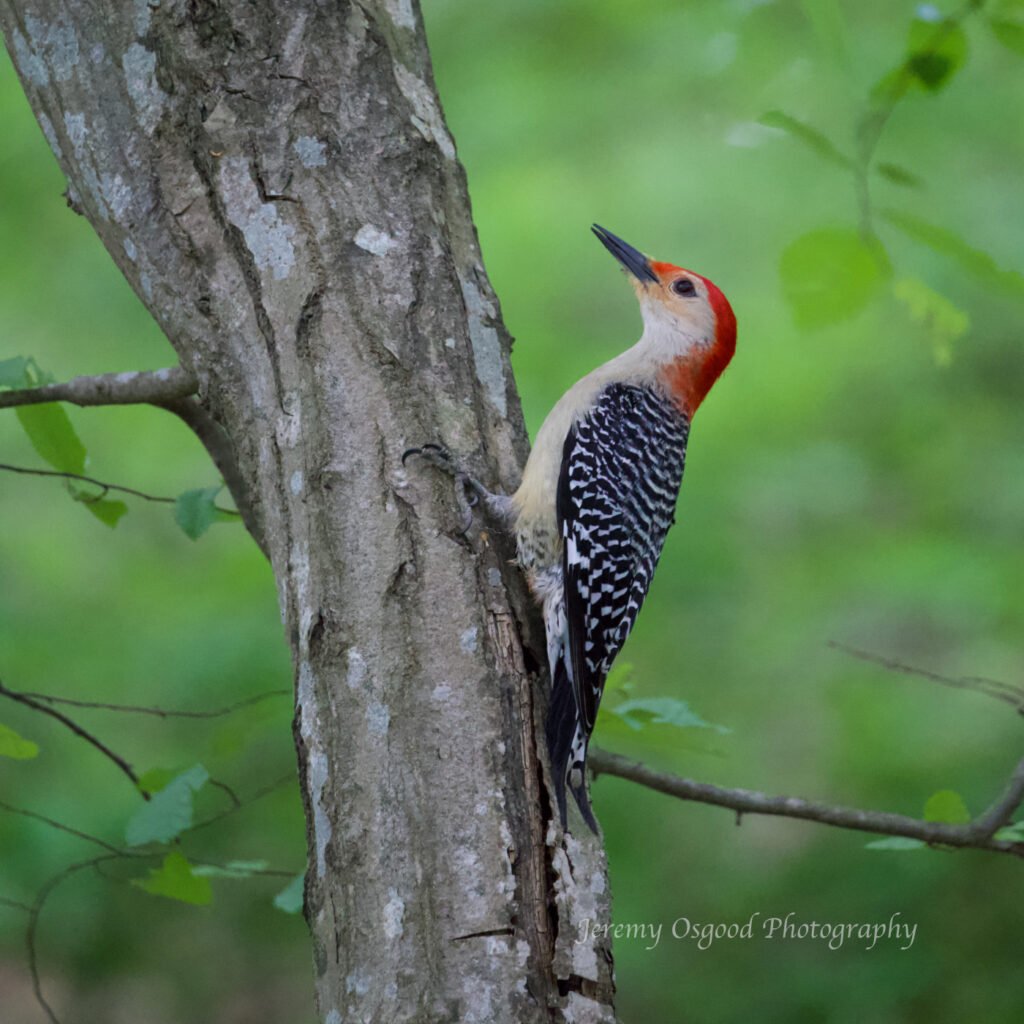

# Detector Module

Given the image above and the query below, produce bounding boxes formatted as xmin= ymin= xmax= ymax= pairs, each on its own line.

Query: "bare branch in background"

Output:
xmin=0 ymin=680 xmax=141 ymax=791
xmin=18 ymin=687 xmax=290 ymax=719
xmin=26 ymin=854 xmax=125 ymax=1024
xmin=829 ymin=640 xmax=1024 ymax=713
xmin=0 ymin=366 xmax=195 ymax=409
xmin=189 ymin=772 xmax=297 ymax=834
xmin=589 ymin=749 xmax=1024 ymax=859
xmin=0 ymin=800 xmax=123 ymax=854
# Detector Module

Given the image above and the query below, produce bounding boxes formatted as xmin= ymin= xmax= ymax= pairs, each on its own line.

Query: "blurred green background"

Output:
xmin=2 ymin=1 xmax=1023 ymax=1021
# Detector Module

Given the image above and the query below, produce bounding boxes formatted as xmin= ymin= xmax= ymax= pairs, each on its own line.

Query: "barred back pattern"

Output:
xmin=557 ymin=382 xmax=690 ymax=733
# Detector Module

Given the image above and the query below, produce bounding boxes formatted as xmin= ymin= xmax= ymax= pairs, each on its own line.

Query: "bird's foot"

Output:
xmin=402 ymin=443 xmax=492 ymax=534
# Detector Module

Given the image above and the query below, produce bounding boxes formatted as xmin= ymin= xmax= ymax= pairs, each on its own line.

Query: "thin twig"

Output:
xmin=0 ymin=680 xmax=141 ymax=791
xmin=972 ymin=757 xmax=1024 ymax=837
xmin=14 ymin=771 xmax=298 ymax=1024
xmin=829 ymin=641 xmax=1024 ymax=713
xmin=0 ymin=462 xmax=241 ymax=515
xmin=854 ymin=0 xmax=985 ymax=238
xmin=27 ymin=854 xmax=126 ymax=1024
xmin=0 ymin=366 xmax=196 ymax=410
xmin=18 ymin=687 xmax=290 ymax=719
xmin=0 ymin=800 xmax=123 ymax=853
xmin=188 ymin=772 xmax=296 ymax=834
xmin=589 ymin=748 xmax=1024 ymax=858
xmin=207 ymin=778 xmax=242 ymax=809
xmin=0 ymin=895 xmax=33 ymax=913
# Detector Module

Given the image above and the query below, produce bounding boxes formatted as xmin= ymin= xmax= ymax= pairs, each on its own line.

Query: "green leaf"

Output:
xmin=0 ymin=356 xmax=30 ymax=388
xmin=83 ymin=498 xmax=129 ymax=527
xmin=990 ymin=0 xmax=1024 ymax=55
xmin=68 ymin=486 xmax=129 ymax=528
xmin=892 ymin=276 xmax=969 ymax=366
xmin=273 ymin=873 xmax=305 ymax=914
xmin=923 ymin=789 xmax=970 ymax=825
xmin=905 ymin=14 xmax=968 ymax=92
xmin=124 ymin=763 xmax=209 ymax=847
xmin=132 ymin=851 xmax=212 ymax=906
xmin=0 ymin=722 xmax=40 ymax=760
xmin=15 ymin=403 xmax=87 ymax=474
xmin=869 ymin=13 xmax=968 ymax=104
xmin=0 ymin=355 xmax=128 ymax=525
xmin=193 ymin=859 xmax=270 ymax=879
xmin=874 ymin=162 xmax=924 ymax=189
xmin=881 ymin=208 xmax=1024 ymax=298
xmin=758 ymin=110 xmax=854 ymax=170
xmin=596 ymin=711 xmax=729 ymax=755
xmin=607 ymin=697 xmax=730 ymax=734
xmin=865 ymin=837 xmax=926 ymax=851
xmin=994 ymin=822 xmax=1024 ymax=843
xmin=136 ymin=766 xmax=180 ymax=797
xmin=780 ymin=227 xmax=890 ymax=329
xmin=174 ymin=486 xmax=223 ymax=540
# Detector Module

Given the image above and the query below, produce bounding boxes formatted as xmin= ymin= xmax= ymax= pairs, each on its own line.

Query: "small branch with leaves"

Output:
xmin=759 ymin=0 xmax=1024 ymax=357
xmin=0 ymin=462 xmax=240 ymax=514
xmin=590 ymin=750 xmax=1024 ymax=858
xmin=0 ymin=676 xmax=302 ymax=1024
xmin=592 ymin=643 xmax=1024 ymax=858
xmin=0 ymin=356 xmax=265 ymax=553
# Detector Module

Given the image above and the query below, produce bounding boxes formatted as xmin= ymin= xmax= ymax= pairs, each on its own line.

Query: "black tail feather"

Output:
xmin=568 ymin=761 xmax=600 ymax=835
xmin=546 ymin=660 xmax=574 ymax=827
xmin=546 ymin=659 xmax=599 ymax=834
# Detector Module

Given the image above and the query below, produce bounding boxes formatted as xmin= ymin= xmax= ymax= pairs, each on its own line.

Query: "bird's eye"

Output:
xmin=671 ymin=278 xmax=697 ymax=297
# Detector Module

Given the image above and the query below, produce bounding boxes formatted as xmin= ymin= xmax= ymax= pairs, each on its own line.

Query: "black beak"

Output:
xmin=591 ymin=224 xmax=658 ymax=284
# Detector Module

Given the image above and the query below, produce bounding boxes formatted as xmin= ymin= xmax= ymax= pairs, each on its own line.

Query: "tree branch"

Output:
xmin=589 ymin=748 xmax=1024 ymax=858
xmin=0 ymin=367 xmax=195 ymax=409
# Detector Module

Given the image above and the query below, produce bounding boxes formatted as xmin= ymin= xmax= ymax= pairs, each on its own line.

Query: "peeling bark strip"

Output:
xmin=0 ymin=2 xmax=617 ymax=1020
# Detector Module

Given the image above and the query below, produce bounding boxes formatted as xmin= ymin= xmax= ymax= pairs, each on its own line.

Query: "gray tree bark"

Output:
xmin=0 ymin=2 xmax=616 ymax=1020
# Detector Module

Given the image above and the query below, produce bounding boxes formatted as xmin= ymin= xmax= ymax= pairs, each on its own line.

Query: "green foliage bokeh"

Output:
xmin=2 ymin=1 xmax=1024 ymax=1021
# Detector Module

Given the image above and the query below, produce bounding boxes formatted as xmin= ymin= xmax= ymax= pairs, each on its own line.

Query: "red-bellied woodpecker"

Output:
xmin=406 ymin=226 xmax=736 ymax=832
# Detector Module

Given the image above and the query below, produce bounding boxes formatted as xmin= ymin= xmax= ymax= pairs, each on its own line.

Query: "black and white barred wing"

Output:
xmin=556 ymin=383 xmax=690 ymax=733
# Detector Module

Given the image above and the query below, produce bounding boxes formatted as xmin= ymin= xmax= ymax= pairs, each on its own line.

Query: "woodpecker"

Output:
xmin=406 ymin=226 xmax=736 ymax=832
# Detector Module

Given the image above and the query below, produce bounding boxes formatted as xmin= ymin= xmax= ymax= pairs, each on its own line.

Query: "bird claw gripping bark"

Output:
xmin=402 ymin=444 xmax=489 ymax=535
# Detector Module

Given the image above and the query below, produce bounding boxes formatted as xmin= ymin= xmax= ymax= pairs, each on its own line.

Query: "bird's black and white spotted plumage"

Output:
xmin=547 ymin=382 xmax=690 ymax=828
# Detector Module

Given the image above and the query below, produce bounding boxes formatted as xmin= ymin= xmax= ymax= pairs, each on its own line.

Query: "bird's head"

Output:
xmin=592 ymin=224 xmax=736 ymax=415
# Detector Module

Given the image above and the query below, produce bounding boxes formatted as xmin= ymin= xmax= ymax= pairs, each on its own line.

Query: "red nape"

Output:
xmin=696 ymin=273 xmax=738 ymax=358
xmin=652 ymin=265 xmax=737 ymax=415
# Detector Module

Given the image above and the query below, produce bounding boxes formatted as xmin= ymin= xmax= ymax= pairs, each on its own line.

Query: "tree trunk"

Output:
xmin=0 ymin=2 xmax=616 ymax=1020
